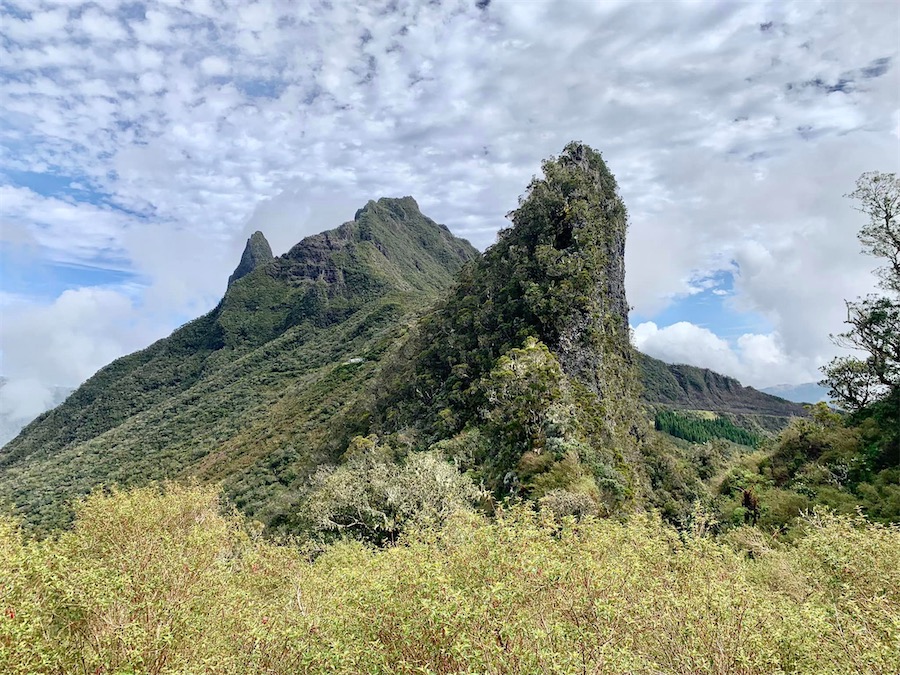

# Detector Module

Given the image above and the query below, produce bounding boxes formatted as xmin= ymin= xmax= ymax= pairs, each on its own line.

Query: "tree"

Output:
xmin=850 ymin=171 xmax=900 ymax=294
xmin=821 ymin=172 xmax=900 ymax=411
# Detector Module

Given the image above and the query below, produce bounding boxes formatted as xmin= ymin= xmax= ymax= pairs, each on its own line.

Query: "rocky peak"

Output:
xmin=228 ymin=231 xmax=274 ymax=287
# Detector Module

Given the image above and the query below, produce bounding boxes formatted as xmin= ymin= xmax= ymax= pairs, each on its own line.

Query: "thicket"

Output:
xmin=655 ymin=410 xmax=760 ymax=446
xmin=2 ymin=483 xmax=898 ymax=674
xmin=717 ymin=403 xmax=900 ymax=533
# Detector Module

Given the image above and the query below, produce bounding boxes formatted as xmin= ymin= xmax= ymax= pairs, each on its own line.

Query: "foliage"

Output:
xmin=717 ymin=403 xmax=900 ymax=533
xmin=655 ymin=409 xmax=761 ymax=446
xmin=2 ymin=484 xmax=898 ymax=674
xmin=375 ymin=143 xmax=638 ymax=434
xmin=822 ymin=171 xmax=899 ymax=410
xmin=640 ymin=432 xmax=737 ymax=525
xmin=302 ymin=436 xmax=481 ymax=544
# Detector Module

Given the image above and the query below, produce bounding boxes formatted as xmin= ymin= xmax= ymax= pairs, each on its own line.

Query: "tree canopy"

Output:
xmin=822 ymin=171 xmax=900 ymax=411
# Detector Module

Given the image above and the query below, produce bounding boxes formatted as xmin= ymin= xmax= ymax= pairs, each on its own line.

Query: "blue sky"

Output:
xmin=1 ymin=0 xmax=898 ymax=424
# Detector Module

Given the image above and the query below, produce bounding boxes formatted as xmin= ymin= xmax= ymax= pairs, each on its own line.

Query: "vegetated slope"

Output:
xmin=0 ymin=198 xmax=477 ymax=530
xmin=363 ymin=142 xmax=644 ymax=512
xmin=716 ymin=395 xmax=900 ymax=532
xmin=638 ymin=352 xmax=806 ymax=434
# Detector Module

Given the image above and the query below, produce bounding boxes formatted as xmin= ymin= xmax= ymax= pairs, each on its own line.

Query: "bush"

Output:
xmin=2 ymin=483 xmax=898 ymax=674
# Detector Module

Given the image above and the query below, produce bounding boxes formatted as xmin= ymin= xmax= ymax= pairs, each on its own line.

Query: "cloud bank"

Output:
xmin=1 ymin=0 xmax=898 ymax=424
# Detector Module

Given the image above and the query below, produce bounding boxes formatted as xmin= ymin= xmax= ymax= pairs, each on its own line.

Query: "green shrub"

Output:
xmin=2 ymin=483 xmax=898 ymax=674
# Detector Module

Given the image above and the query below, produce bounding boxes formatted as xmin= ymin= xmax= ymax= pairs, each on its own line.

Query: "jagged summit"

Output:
xmin=275 ymin=196 xmax=477 ymax=295
xmin=228 ymin=231 xmax=274 ymax=287
xmin=354 ymin=196 xmax=426 ymax=222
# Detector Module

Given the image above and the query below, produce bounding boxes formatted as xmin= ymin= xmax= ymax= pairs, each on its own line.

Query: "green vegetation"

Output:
xmin=655 ymin=410 xmax=761 ymax=446
xmin=716 ymin=401 xmax=900 ymax=534
xmin=821 ymin=171 xmax=899 ymax=411
xmin=0 ymin=199 xmax=478 ymax=532
xmin=2 ymin=484 xmax=898 ymax=674
xmin=715 ymin=170 xmax=899 ymax=534
xmin=370 ymin=143 xmax=643 ymax=512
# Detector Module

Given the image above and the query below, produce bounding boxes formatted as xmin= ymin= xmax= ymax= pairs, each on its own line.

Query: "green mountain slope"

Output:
xmin=0 ymin=198 xmax=477 ymax=529
xmin=0 ymin=145 xmax=813 ymax=535
xmin=638 ymin=352 xmax=806 ymax=435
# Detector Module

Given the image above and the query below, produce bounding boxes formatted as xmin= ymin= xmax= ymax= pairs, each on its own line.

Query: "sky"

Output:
xmin=1 ymin=0 xmax=899 ymax=426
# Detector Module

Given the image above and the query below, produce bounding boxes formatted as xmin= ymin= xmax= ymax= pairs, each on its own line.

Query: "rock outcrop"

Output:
xmin=228 ymin=231 xmax=274 ymax=287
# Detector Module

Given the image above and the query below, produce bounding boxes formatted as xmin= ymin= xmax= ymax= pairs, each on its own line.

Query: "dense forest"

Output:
xmin=654 ymin=410 xmax=761 ymax=446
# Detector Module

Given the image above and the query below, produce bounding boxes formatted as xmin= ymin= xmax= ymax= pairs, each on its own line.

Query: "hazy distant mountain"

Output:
xmin=0 ymin=378 xmax=73 ymax=448
xmin=761 ymin=382 xmax=829 ymax=404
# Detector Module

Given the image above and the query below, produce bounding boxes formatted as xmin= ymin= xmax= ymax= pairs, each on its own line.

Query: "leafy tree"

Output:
xmin=822 ymin=172 xmax=900 ymax=411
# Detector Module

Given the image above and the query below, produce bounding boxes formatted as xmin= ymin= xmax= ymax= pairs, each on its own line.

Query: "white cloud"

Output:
xmin=0 ymin=0 xmax=898 ymax=403
xmin=0 ymin=287 xmax=145 ymax=386
xmin=0 ymin=377 xmax=56 ymax=423
xmin=199 ymin=56 xmax=231 ymax=78
xmin=633 ymin=321 xmax=820 ymax=387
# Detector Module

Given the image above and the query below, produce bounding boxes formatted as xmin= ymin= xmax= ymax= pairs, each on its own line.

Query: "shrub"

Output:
xmin=2 ymin=483 xmax=898 ymax=674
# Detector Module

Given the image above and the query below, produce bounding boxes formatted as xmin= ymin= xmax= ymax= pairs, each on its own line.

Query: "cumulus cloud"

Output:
xmin=633 ymin=321 xmax=820 ymax=387
xmin=0 ymin=0 xmax=898 ymax=418
xmin=0 ymin=378 xmax=57 ymax=423
xmin=0 ymin=287 xmax=148 ymax=387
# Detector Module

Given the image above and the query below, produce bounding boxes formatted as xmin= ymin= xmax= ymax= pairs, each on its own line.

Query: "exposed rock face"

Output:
xmin=228 ymin=231 xmax=274 ymax=287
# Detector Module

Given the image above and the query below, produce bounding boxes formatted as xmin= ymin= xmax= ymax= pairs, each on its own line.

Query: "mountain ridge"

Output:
xmin=0 ymin=198 xmax=478 ymax=528
xmin=0 ymin=146 xmax=809 ymax=532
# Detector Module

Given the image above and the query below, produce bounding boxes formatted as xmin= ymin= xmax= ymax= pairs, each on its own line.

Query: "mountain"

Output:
xmin=761 ymin=382 xmax=829 ymax=404
xmin=0 ymin=197 xmax=478 ymax=529
xmin=638 ymin=353 xmax=807 ymax=433
xmin=0 ymin=144 xmax=809 ymax=533
xmin=363 ymin=142 xmax=643 ymax=511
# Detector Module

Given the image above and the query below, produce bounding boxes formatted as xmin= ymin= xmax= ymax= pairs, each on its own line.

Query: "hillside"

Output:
xmin=0 ymin=198 xmax=478 ymax=529
xmin=638 ymin=352 xmax=806 ymax=434
xmin=0 ymin=144 xmax=812 ymax=535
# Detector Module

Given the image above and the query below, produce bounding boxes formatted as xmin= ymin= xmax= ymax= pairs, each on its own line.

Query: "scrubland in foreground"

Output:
xmin=2 ymin=483 xmax=898 ymax=674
